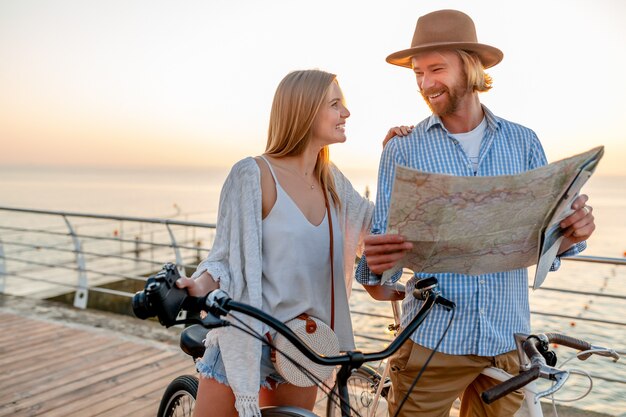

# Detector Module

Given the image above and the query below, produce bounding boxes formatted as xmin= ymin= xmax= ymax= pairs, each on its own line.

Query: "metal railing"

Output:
xmin=1 ymin=205 xmax=625 ymax=321
xmin=0 ymin=206 xmax=215 ymax=308
xmin=1 ymin=205 xmax=625 ymax=390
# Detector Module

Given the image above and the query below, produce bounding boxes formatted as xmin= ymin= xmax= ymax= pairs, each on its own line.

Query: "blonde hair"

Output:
xmin=456 ymin=50 xmax=493 ymax=92
xmin=265 ymin=69 xmax=341 ymax=207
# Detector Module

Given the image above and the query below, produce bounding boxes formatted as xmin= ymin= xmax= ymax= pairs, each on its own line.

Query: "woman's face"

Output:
xmin=310 ymin=81 xmax=350 ymax=148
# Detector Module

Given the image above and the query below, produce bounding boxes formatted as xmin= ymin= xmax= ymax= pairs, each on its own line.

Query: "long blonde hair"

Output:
xmin=456 ymin=50 xmax=493 ymax=93
xmin=265 ymin=69 xmax=341 ymax=207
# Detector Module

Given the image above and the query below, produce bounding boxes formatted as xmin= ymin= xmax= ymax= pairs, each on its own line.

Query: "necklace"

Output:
xmin=274 ymin=162 xmax=316 ymax=190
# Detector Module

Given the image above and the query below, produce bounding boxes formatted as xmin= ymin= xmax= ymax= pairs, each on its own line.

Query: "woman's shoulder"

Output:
xmin=226 ymin=157 xmax=261 ymax=182
xmin=329 ymin=162 xmax=348 ymax=185
xmin=218 ymin=157 xmax=263 ymax=212
xmin=231 ymin=156 xmax=260 ymax=172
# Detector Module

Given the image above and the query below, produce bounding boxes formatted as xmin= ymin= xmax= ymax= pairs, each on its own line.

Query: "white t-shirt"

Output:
xmin=450 ymin=117 xmax=487 ymax=173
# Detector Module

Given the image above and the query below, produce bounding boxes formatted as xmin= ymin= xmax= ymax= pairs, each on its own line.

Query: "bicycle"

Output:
xmin=325 ymin=298 xmax=620 ymax=417
xmin=135 ymin=272 xmax=455 ymax=417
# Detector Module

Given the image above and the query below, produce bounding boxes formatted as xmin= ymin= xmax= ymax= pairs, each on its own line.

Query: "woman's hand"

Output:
xmin=176 ymin=271 xmax=219 ymax=297
xmin=383 ymin=125 xmax=414 ymax=148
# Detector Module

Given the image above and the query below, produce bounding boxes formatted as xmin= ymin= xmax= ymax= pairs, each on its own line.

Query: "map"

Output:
xmin=382 ymin=146 xmax=604 ymax=289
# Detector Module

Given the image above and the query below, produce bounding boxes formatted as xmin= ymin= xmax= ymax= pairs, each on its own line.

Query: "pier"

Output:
xmin=0 ymin=294 xmax=616 ymax=417
xmin=1 ymin=206 xmax=624 ymax=416
xmin=0 ymin=294 xmax=188 ymax=417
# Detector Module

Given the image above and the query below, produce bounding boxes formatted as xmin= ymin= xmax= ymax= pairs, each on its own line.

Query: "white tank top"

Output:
xmin=258 ymin=156 xmax=354 ymax=350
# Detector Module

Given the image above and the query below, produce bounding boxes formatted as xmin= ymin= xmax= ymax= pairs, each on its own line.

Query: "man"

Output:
xmin=355 ymin=9 xmax=596 ymax=417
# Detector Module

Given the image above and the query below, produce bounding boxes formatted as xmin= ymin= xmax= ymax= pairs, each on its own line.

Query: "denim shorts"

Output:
xmin=196 ymin=344 xmax=286 ymax=389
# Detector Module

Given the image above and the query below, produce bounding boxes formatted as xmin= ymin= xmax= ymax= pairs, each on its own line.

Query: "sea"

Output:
xmin=1 ymin=165 xmax=625 ymax=415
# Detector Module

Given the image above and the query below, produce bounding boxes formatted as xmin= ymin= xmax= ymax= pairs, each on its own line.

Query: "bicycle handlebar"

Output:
xmin=482 ymin=333 xmax=556 ymax=404
xmin=481 ymin=332 xmax=619 ymax=404
xmin=481 ymin=365 xmax=541 ymax=404
xmin=544 ymin=333 xmax=591 ymax=357
xmin=187 ymin=278 xmax=455 ymax=369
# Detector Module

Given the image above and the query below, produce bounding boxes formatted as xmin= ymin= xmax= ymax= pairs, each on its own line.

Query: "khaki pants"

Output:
xmin=387 ymin=340 xmax=523 ymax=417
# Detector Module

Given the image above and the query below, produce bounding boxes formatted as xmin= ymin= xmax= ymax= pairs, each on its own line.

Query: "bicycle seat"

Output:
xmin=180 ymin=324 xmax=208 ymax=358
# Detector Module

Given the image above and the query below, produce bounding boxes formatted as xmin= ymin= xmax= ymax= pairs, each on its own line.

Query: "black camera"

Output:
xmin=132 ymin=263 xmax=189 ymax=327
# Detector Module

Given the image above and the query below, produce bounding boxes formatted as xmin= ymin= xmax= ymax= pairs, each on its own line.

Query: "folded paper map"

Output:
xmin=382 ymin=146 xmax=604 ymax=289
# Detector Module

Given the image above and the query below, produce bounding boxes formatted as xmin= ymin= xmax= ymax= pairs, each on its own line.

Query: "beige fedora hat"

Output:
xmin=386 ymin=9 xmax=503 ymax=69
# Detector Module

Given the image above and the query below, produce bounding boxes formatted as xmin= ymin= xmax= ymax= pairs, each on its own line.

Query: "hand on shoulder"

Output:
xmin=383 ymin=125 xmax=414 ymax=148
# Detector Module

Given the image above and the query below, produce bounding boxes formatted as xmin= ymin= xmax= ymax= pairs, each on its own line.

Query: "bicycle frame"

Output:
xmin=367 ymin=299 xmax=401 ymax=417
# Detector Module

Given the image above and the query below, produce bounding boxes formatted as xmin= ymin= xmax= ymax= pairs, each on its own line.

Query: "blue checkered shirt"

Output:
xmin=356 ymin=106 xmax=586 ymax=356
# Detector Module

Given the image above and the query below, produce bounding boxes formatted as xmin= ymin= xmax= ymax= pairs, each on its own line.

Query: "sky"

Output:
xmin=1 ymin=0 xmax=626 ymax=176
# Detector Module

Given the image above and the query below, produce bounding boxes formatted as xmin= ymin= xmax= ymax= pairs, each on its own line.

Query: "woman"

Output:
xmin=176 ymin=69 xmax=374 ymax=417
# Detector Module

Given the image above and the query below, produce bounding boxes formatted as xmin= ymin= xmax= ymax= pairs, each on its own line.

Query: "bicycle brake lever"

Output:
xmin=583 ymin=346 xmax=620 ymax=362
xmin=535 ymin=367 xmax=569 ymax=402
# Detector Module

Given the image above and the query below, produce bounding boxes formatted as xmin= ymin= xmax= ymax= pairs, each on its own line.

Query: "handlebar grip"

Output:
xmin=481 ymin=366 xmax=541 ymax=404
xmin=544 ymin=333 xmax=593 ymax=360
xmin=181 ymin=291 xmax=231 ymax=315
xmin=181 ymin=295 xmax=209 ymax=313
xmin=523 ymin=336 xmax=543 ymax=360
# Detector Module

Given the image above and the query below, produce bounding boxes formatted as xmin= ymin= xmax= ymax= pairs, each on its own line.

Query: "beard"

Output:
xmin=420 ymin=78 xmax=470 ymax=117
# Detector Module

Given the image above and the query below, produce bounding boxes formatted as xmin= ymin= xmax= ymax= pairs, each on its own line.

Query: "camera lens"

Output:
xmin=131 ymin=291 xmax=153 ymax=320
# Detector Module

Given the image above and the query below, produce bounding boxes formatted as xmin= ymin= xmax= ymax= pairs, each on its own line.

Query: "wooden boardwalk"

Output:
xmin=0 ymin=295 xmax=611 ymax=417
xmin=0 ymin=311 xmax=193 ymax=417
xmin=0 ymin=294 xmax=337 ymax=417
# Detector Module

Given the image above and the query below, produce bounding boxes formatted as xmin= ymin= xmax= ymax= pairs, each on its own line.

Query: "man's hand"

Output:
xmin=382 ymin=125 xmax=414 ymax=148
xmin=558 ymin=194 xmax=595 ymax=254
xmin=364 ymin=234 xmax=413 ymax=275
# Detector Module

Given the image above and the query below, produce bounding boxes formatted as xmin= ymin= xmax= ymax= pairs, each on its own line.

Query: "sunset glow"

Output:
xmin=1 ymin=0 xmax=625 ymax=175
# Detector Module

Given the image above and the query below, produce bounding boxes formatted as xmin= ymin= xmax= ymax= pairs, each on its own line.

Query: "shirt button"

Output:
xmin=479 ymin=309 xmax=485 ymax=315
xmin=479 ymin=280 xmax=485 ymax=284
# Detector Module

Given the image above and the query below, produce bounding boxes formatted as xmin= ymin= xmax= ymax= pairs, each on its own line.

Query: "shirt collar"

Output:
xmin=425 ymin=104 xmax=501 ymax=134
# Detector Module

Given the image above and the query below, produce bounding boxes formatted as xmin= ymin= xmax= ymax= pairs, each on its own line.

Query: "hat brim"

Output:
xmin=386 ymin=42 xmax=503 ymax=69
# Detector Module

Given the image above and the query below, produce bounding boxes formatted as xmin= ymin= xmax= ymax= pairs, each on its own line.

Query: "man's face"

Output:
xmin=411 ymin=50 xmax=470 ymax=117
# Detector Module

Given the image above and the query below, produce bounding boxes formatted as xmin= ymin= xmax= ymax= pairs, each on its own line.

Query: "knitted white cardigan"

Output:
xmin=192 ymin=157 xmax=373 ymax=417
